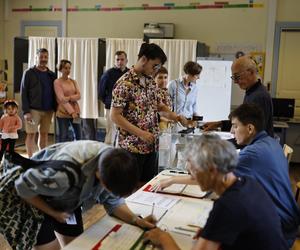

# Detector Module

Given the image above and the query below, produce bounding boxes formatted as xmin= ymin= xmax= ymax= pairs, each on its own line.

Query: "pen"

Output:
xmin=169 ymin=170 xmax=187 ymax=174
xmin=171 ymin=229 xmax=192 ymax=237
xmin=151 ymin=202 xmax=155 ymax=217
xmin=187 ymin=224 xmax=201 ymax=228
xmin=174 ymin=226 xmax=198 ymax=233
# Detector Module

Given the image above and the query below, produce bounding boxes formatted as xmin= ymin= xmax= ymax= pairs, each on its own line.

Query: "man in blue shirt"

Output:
xmin=168 ymin=61 xmax=202 ymax=119
xmin=99 ymin=51 xmax=129 ymax=145
xmin=21 ymin=48 xmax=56 ymax=157
xmin=230 ymin=103 xmax=300 ymax=247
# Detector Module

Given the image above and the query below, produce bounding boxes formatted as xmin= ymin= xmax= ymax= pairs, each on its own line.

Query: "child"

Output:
xmin=154 ymin=66 xmax=173 ymax=131
xmin=0 ymin=100 xmax=22 ymax=163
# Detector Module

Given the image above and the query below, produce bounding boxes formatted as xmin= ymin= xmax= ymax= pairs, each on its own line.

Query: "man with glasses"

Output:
xmin=203 ymin=56 xmax=273 ymax=137
xmin=111 ymin=43 xmax=189 ymax=184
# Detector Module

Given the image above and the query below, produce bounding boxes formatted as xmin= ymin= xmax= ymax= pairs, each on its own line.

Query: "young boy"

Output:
xmin=154 ymin=66 xmax=172 ymax=130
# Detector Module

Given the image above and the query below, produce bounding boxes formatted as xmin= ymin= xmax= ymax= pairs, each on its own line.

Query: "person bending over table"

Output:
xmin=0 ymin=140 xmax=155 ymax=250
xmin=145 ymin=134 xmax=287 ymax=250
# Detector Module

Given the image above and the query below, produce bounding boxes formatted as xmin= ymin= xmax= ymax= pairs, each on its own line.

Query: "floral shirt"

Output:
xmin=158 ymin=88 xmax=172 ymax=110
xmin=111 ymin=68 xmax=162 ymax=154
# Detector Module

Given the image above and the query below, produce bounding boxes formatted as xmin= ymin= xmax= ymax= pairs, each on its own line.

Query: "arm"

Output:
xmin=20 ymin=70 xmax=31 ymax=116
xmin=158 ymin=103 xmax=193 ymax=128
xmin=8 ymin=116 xmax=22 ymax=132
xmin=54 ymin=79 xmax=77 ymax=115
xmin=192 ymin=238 xmax=221 ymax=250
xmin=0 ymin=117 xmax=3 ymax=130
xmin=112 ymin=204 xmax=155 ymax=229
xmin=24 ymin=195 xmax=70 ymax=223
xmin=98 ymin=72 xmax=109 ymax=102
xmin=110 ymin=107 xmax=155 ymax=144
xmin=151 ymin=175 xmax=197 ymax=191
xmin=69 ymin=79 xmax=81 ymax=101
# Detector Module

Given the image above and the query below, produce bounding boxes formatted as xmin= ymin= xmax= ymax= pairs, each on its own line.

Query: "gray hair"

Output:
xmin=185 ymin=133 xmax=238 ymax=174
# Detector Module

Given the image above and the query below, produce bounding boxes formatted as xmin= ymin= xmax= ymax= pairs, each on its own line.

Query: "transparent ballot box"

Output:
xmin=158 ymin=126 xmax=234 ymax=172
xmin=158 ymin=128 xmax=202 ymax=172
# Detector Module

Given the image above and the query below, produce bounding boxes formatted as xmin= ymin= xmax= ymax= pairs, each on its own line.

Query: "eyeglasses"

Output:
xmin=230 ymin=70 xmax=249 ymax=81
xmin=153 ymin=64 xmax=161 ymax=71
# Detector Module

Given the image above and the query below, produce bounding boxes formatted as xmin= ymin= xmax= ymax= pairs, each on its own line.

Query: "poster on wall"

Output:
xmin=249 ymin=52 xmax=265 ymax=81
xmin=196 ymin=59 xmax=232 ymax=121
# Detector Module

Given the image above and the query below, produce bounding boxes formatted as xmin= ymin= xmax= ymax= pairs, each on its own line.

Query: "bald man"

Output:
xmin=203 ymin=56 xmax=273 ymax=137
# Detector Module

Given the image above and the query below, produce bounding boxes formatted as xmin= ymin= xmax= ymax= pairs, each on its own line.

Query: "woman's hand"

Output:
xmin=72 ymin=112 xmax=79 ymax=119
xmin=144 ymin=228 xmax=180 ymax=249
xmin=150 ymin=178 xmax=174 ymax=192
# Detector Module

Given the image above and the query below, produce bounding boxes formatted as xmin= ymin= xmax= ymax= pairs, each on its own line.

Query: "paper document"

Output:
xmin=158 ymin=199 xmax=213 ymax=230
xmin=126 ymin=191 xmax=180 ymax=210
xmin=66 ymin=213 xmax=77 ymax=225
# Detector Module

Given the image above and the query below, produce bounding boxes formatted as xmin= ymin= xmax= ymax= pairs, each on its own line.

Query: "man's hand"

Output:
xmin=135 ymin=215 xmax=156 ymax=229
xmin=202 ymin=121 xmax=221 ymax=131
xmin=24 ymin=113 xmax=32 ymax=122
xmin=50 ymin=210 xmax=71 ymax=223
xmin=177 ymin=115 xmax=196 ymax=128
xmin=139 ymin=131 xmax=155 ymax=144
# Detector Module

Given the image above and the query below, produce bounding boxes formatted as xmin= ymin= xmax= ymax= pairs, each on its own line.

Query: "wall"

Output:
xmin=2 ymin=0 xmax=269 ymax=95
xmin=277 ymin=0 xmax=300 ymax=22
xmin=0 ymin=0 xmax=4 ymax=62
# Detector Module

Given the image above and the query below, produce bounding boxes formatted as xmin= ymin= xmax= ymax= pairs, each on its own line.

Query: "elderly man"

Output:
xmin=153 ymin=104 xmax=299 ymax=248
xmin=99 ymin=51 xmax=129 ymax=145
xmin=145 ymin=134 xmax=287 ymax=250
xmin=203 ymin=56 xmax=273 ymax=137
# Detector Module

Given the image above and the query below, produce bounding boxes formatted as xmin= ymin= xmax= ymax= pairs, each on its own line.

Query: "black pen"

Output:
xmin=169 ymin=170 xmax=187 ymax=174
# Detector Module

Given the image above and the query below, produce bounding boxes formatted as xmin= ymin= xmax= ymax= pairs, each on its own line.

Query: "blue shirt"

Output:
xmin=235 ymin=131 xmax=300 ymax=243
xmin=37 ymin=70 xmax=55 ymax=111
xmin=168 ymin=78 xmax=198 ymax=119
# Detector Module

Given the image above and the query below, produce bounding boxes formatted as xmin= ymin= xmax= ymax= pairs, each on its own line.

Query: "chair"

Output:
xmin=284 ymin=144 xmax=300 ymax=201
xmin=283 ymin=144 xmax=294 ymax=164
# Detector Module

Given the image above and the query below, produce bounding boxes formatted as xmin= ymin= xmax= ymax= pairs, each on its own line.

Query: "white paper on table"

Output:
xmin=126 ymin=191 xmax=180 ymax=210
xmin=158 ymin=199 xmax=213 ymax=230
xmin=126 ymin=202 xmax=168 ymax=222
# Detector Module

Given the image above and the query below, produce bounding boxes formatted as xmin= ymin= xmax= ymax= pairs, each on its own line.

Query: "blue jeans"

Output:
xmin=57 ymin=117 xmax=81 ymax=142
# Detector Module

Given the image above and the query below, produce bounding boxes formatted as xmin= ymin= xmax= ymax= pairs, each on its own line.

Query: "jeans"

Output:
xmin=57 ymin=117 xmax=81 ymax=142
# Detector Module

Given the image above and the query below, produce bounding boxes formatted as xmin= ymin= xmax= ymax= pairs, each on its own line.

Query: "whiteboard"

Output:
xmin=196 ymin=60 xmax=232 ymax=121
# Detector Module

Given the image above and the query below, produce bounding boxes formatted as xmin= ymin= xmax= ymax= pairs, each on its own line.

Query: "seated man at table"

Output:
xmin=153 ymin=103 xmax=300 ymax=248
xmin=145 ymin=134 xmax=287 ymax=250
xmin=0 ymin=140 xmax=155 ymax=250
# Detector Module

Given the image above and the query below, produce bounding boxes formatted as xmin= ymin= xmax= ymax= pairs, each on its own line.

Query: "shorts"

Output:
xmin=25 ymin=109 xmax=53 ymax=134
xmin=128 ymin=151 xmax=158 ymax=182
xmin=35 ymin=207 xmax=83 ymax=246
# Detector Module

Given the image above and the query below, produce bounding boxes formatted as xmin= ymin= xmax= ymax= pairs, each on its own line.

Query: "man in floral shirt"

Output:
xmin=111 ymin=43 xmax=188 ymax=184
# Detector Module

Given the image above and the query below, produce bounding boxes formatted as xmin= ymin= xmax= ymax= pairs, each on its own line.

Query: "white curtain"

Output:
xmin=106 ymin=38 xmax=143 ymax=69
xmin=150 ymin=39 xmax=197 ymax=81
xmin=57 ymin=38 xmax=99 ymax=119
xmin=28 ymin=36 xmax=56 ymax=71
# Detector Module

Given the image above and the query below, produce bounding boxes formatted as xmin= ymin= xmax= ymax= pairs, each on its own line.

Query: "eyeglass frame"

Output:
xmin=153 ymin=63 xmax=162 ymax=71
xmin=230 ymin=69 xmax=251 ymax=81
